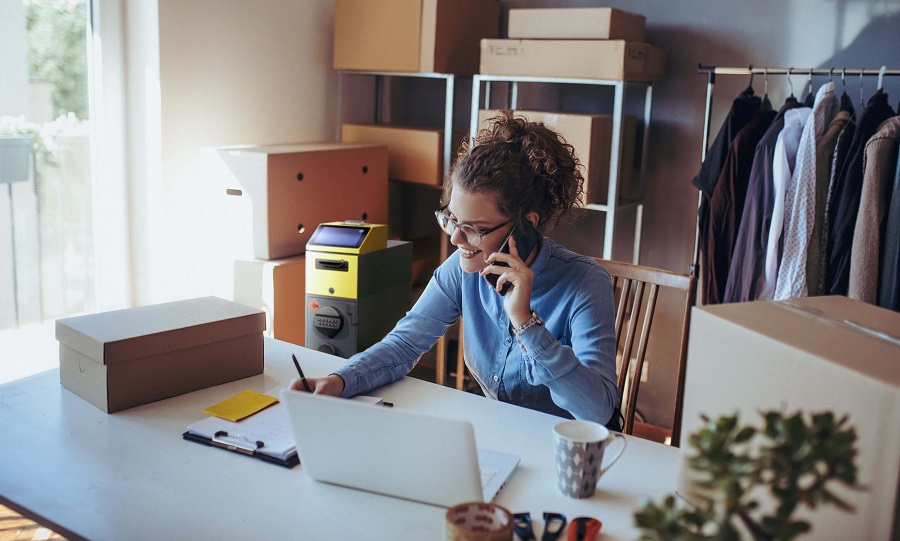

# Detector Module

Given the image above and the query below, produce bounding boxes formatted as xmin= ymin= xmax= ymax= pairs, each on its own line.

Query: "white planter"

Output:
xmin=0 ymin=135 xmax=34 ymax=184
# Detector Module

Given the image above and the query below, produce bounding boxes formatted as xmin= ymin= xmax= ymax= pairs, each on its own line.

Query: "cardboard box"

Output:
xmin=477 ymin=110 xmax=638 ymax=204
xmin=679 ymin=296 xmax=900 ymax=540
xmin=411 ymin=233 xmax=443 ymax=286
xmin=387 ymin=180 xmax=443 ymax=240
xmin=216 ymin=143 xmax=389 ymax=260
xmin=508 ymin=8 xmax=646 ymax=41
xmin=342 ymin=124 xmax=456 ymax=186
xmin=56 ymin=297 xmax=266 ymax=413
xmin=333 ymin=0 xmax=500 ymax=74
xmin=480 ymin=40 xmax=665 ymax=82
xmin=234 ymin=255 xmax=306 ymax=346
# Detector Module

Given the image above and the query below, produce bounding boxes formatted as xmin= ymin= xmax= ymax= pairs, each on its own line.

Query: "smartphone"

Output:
xmin=485 ymin=218 xmax=543 ymax=295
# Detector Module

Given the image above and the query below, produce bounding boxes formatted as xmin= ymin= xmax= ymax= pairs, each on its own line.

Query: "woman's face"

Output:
xmin=445 ymin=187 xmax=513 ymax=274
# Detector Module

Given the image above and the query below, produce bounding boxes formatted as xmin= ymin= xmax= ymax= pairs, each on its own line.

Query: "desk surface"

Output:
xmin=0 ymin=338 xmax=680 ymax=540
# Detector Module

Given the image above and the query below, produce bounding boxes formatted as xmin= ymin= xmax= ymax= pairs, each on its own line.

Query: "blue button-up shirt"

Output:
xmin=334 ymin=237 xmax=619 ymax=424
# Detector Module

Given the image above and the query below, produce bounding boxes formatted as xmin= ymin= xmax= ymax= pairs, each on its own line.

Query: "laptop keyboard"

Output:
xmin=479 ymin=467 xmax=499 ymax=489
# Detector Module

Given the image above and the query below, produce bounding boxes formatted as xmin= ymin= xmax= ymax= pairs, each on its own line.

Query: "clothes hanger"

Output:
xmin=803 ymin=69 xmax=814 ymax=107
xmin=761 ymin=67 xmax=773 ymax=110
xmin=787 ymin=67 xmax=796 ymax=100
xmin=839 ymin=68 xmax=855 ymax=117
xmin=859 ymin=70 xmax=865 ymax=110
xmin=742 ymin=64 xmax=757 ymax=98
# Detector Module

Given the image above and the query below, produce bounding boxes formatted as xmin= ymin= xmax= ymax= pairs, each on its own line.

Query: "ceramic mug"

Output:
xmin=553 ymin=420 xmax=627 ymax=498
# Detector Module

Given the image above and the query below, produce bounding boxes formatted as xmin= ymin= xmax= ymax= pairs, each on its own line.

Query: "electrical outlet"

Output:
xmin=640 ymin=361 xmax=649 ymax=383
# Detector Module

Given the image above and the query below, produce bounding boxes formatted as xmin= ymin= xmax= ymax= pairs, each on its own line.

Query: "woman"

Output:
xmin=293 ymin=111 xmax=619 ymax=426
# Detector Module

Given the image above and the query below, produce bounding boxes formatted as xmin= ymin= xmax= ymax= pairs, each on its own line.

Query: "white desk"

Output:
xmin=0 ymin=338 xmax=680 ymax=540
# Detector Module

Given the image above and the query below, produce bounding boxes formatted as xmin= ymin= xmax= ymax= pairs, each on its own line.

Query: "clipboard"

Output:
xmin=182 ymin=389 xmax=386 ymax=468
xmin=183 ymin=390 xmax=299 ymax=468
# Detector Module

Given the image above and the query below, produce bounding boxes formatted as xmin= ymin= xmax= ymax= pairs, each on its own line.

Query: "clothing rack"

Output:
xmin=690 ymin=64 xmax=900 ymax=279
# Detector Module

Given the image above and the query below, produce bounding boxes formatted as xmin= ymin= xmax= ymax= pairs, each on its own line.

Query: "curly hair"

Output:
xmin=444 ymin=110 xmax=584 ymax=231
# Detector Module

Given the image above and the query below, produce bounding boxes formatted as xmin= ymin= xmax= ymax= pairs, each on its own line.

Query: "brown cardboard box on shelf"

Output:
xmin=56 ymin=297 xmax=266 ymax=413
xmin=480 ymin=40 xmax=665 ymax=82
xmin=333 ymin=0 xmax=500 ymax=74
xmin=477 ymin=110 xmax=638 ymax=204
xmin=234 ymin=255 xmax=306 ymax=347
xmin=411 ymin=233 xmax=443 ymax=286
xmin=388 ymin=180 xmax=443 ymax=240
xmin=508 ymin=8 xmax=646 ymax=41
xmin=679 ymin=296 xmax=900 ymax=541
xmin=216 ymin=143 xmax=388 ymax=260
xmin=342 ymin=124 xmax=442 ymax=186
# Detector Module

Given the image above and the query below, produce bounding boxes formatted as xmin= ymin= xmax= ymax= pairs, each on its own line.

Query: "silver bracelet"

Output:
xmin=512 ymin=310 xmax=543 ymax=336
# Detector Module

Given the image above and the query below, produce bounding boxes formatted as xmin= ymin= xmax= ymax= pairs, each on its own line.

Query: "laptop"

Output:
xmin=279 ymin=389 xmax=519 ymax=508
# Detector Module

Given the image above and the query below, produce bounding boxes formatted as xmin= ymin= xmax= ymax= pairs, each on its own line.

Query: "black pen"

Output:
xmin=292 ymin=354 xmax=312 ymax=393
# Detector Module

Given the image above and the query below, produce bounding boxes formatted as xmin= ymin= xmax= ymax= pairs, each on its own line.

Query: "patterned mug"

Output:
xmin=553 ymin=420 xmax=627 ymax=498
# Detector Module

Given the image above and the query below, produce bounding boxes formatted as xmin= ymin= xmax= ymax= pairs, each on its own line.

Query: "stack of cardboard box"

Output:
xmin=475 ymin=8 xmax=665 ymax=206
xmin=481 ymin=8 xmax=665 ymax=82
xmin=222 ymin=143 xmax=390 ymax=346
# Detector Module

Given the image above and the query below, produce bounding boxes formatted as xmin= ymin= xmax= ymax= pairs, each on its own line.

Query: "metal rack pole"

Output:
xmin=689 ymin=64 xmax=897 ymax=280
xmin=690 ymin=70 xmax=717 ymax=278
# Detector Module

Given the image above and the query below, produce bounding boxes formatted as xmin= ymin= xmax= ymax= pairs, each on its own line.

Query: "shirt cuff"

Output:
xmin=332 ymin=365 xmax=359 ymax=398
xmin=514 ymin=325 xmax=579 ymax=380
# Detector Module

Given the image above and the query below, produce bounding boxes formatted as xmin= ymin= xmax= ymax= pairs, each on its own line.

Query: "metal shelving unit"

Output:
xmin=335 ymin=70 xmax=460 ymax=386
xmin=469 ymin=74 xmax=654 ymax=263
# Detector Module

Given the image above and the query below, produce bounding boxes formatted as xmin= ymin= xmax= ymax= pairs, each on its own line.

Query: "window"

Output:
xmin=1 ymin=0 xmax=128 ymax=383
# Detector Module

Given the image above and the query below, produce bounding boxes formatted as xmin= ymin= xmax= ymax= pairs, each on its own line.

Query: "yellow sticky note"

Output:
xmin=203 ymin=390 xmax=279 ymax=422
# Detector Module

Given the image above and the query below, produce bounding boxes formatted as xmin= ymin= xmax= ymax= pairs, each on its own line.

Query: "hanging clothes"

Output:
xmin=702 ymin=108 xmax=776 ymax=304
xmin=879 ymin=156 xmax=900 ymax=310
xmin=693 ymin=87 xmax=761 ymax=266
xmin=723 ymin=97 xmax=803 ymax=303
xmin=762 ymin=107 xmax=812 ymax=301
xmin=825 ymin=89 xmax=896 ymax=295
xmin=806 ymin=110 xmax=851 ymax=296
xmin=848 ymin=116 xmax=900 ymax=303
xmin=774 ymin=82 xmax=840 ymax=300
xmin=818 ymin=119 xmax=857 ymax=295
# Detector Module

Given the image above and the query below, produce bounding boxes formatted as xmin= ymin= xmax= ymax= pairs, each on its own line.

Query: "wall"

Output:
xmin=139 ymin=0 xmax=335 ymax=305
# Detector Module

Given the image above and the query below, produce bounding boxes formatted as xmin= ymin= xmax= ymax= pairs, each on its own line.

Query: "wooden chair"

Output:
xmin=594 ymin=258 xmax=696 ymax=447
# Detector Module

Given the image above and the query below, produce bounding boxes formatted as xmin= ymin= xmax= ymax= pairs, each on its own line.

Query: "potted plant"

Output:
xmin=0 ymin=116 xmax=38 ymax=184
xmin=634 ymin=410 xmax=861 ymax=540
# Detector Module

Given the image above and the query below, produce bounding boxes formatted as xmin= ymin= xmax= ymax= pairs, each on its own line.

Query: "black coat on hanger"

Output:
xmin=692 ymin=87 xmax=761 ymax=265
xmin=825 ymin=88 xmax=897 ymax=295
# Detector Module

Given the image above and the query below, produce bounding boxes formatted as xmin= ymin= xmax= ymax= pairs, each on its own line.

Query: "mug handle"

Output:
xmin=599 ymin=433 xmax=627 ymax=476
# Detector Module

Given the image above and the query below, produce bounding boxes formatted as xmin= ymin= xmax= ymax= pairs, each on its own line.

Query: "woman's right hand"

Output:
xmin=289 ymin=374 xmax=345 ymax=397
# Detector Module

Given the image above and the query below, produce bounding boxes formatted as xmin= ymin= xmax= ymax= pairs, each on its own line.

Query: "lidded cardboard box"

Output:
xmin=57 ymin=297 xmax=266 ymax=413
xmin=217 ymin=143 xmax=389 ymax=260
xmin=477 ymin=110 xmax=639 ymax=204
xmin=333 ymin=0 xmax=500 ymax=74
xmin=480 ymin=40 xmax=665 ymax=82
xmin=507 ymin=7 xmax=646 ymax=41
xmin=679 ymin=296 xmax=900 ymax=540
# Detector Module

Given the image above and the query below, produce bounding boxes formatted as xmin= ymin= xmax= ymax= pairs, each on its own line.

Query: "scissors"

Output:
xmin=566 ymin=517 xmax=602 ymax=541
xmin=513 ymin=512 xmax=567 ymax=541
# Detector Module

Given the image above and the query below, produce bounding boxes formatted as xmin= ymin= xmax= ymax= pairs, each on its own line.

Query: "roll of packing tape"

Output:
xmin=445 ymin=502 xmax=514 ymax=541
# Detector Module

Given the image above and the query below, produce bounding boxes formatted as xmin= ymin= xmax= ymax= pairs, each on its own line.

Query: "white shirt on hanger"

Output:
xmin=774 ymin=82 xmax=839 ymax=300
xmin=762 ymin=106 xmax=811 ymax=301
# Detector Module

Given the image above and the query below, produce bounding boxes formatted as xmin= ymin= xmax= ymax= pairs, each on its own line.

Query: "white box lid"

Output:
xmin=56 ymin=297 xmax=265 ymax=366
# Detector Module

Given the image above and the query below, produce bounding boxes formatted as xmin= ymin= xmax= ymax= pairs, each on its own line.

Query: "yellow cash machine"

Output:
xmin=305 ymin=221 xmax=412 ymax=358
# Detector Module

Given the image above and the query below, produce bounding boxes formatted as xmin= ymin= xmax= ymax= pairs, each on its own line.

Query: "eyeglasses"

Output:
xmin=434 ymin=204 xmax=509 ymax=247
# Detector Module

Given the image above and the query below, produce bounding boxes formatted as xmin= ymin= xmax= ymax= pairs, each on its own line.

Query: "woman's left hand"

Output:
xmin=480 ymin=234 xmax=534 ymax=328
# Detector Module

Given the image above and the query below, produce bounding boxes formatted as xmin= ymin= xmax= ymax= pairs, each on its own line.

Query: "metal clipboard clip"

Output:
xmin=211 ymin=430 xmax=265 ymax=456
